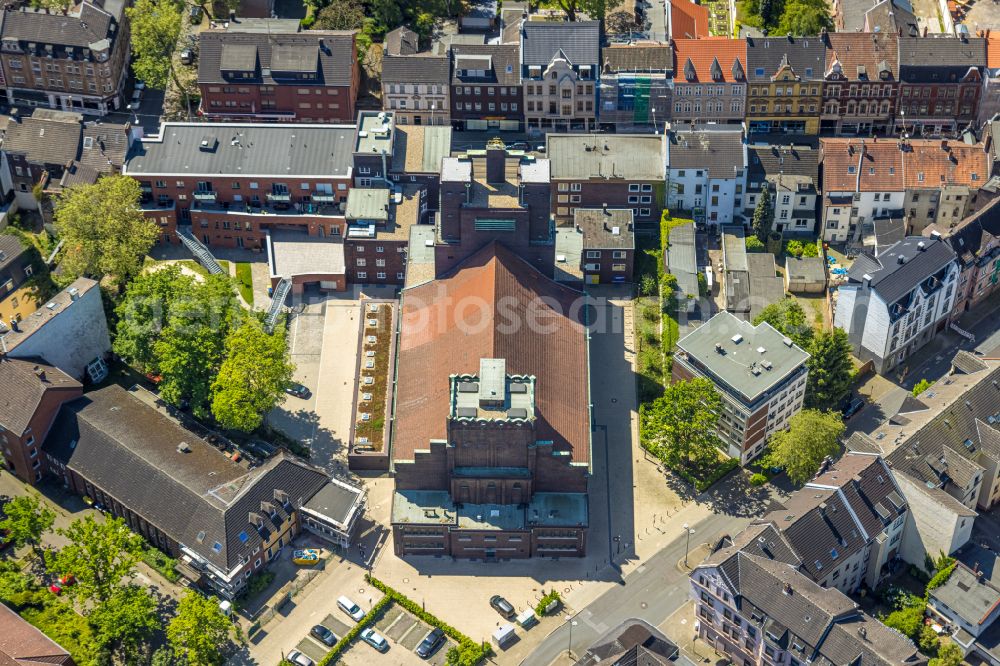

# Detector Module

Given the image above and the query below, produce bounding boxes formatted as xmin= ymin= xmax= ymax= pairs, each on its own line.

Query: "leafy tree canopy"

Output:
xmin=167 ymin=591 xmax=236 ymax=666
xmin=127 ymin=0 xmax=183 ymax=90
xmin=640 ymin=378 xmax=724 ymax=471
xmin=752 ymin=299 xmax=813 ymax=349
xmin=0 ymin=495 xmax=54 ymax=562
xmin=805 ymin=328 xmax=855 ymax=409
xmin=113 ymin=265 xmax=196 ymax=373
xmin=88 ymin=584 xmax=161 ymax=662
xmin=764 ymin=409 xmax=844 ymax=485
xmin=47 ymin=515 xmax=145 ymax=604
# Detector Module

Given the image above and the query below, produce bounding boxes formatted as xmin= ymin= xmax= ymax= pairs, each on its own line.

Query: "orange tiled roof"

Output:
xmin=901 ymin=140 xmax=989 ymax=188
xmin=672 ymin=37 xmax=747 ymax=83
xmin=820 ymin=138 xmax=904 ymax=192
xmin=987 ymin=34 xmax=1000 ymax=69
xmin=671 ymin=0 xmax=709 ymax=39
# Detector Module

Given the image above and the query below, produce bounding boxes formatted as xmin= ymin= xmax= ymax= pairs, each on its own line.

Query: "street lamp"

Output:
xmin=651 ymin=107 xmax=657 ymax=134
xmin=683 ymin=523 xmax=695 ymax=567
xmin=566 ymin=617 xmax=579 ymax=658
xmin=430 ymin=101 xmax=437 ymax=127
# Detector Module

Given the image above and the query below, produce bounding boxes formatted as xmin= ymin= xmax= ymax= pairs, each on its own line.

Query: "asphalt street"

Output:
xmin=522 ymin=511 xmax=749 ymax=666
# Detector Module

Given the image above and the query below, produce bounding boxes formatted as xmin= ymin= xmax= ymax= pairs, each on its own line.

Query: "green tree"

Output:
xmin=113 ymin=266 xmax=195 ymax=372
xmin=775 ymin=0 xmax=833 ymax=35
xmin=882 ymin=602 xmax=924 ymax=639
xmin=151 ymin=646 xmax=187 ymax=666
xmin=929 ymin=642 xmax=964 ymax=666
xmin=912 ymin=378 xmax=932 ymax=397
xmin=579 ymin=0 xmax=608 ymax=20
xmin=211 ymin=318 xmax=294 ymax=432
xmin=752 ymin=299 xmax=813 ymax=349
xmin=154 ymin=274 xmax=240 ymax=418
xmin=764 ymin=409 xmax=844 ymax=485
xmin=752 ymin=187 xmax=773 ymax=242
xmin=314 ymin=0 xmax=366 ymax=30
xmin=0 ymin=495 xmax=55 ymax=565
xmin=88 ymin=584 xmax=161 ymax=662
xmin=127 ymin=0 xmax=183 ymax=91
xmin=28 ymin=0 xmax=71 ymax=10
xmin=167 ymin=591 xmax=236 ymax=666
xmin=368 ymin=0 xmax=403 ymax=34
xmin=53 ymin=176 xmax=158 ymax=286
xmin=918 ymin=625 xmax=940 ymax=655
xmin=805 ymin=328 xmax=855 ymax=409
xmin=640 ymin=378 xmax=724 ymax=471
xmin=48 ymin=515 xmax=145 ymax=604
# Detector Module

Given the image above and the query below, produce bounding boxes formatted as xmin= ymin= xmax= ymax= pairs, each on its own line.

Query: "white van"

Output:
xmin=337 ymin=595 xmax=365 ymax=622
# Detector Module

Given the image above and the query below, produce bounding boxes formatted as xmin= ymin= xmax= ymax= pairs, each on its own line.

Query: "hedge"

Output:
xmin=927 ymin=562 xmax=957 ymax=592
xmin=317 ymin=595 xmax=392 ymax=665
xmin=365 ymin=575 xmax=492 ymax=665
xmin=535 ymin=589 xmax=561 ymax=616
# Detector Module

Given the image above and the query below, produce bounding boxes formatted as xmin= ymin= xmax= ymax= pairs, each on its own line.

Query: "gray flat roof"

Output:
xmin=555 ymin=228 xmax=584 ymax=283
xmin=667 ymin=222 xmax=699 ymax=299
xmin=125 ymin=123 xmax=356 ymax=177
xmin=269 ymin=231 xmax=346 ymax=278
xmin=931 ymin=564 xmax=1000 ymax=628
xmin=722 ymin=225 xmax=748 ymax=271
xmin=526 ymin=492 xmax=588 ymax=526
xmin=546 ymin=134 xmax=665 ymax=180
xmin=302 ymin=478 xmax=364 ymax=526
xmin=390 ymin=490 xmax=587 ymax=529
xmin=404 ymin=224 xmax=436 ymax=289
xmin=346 ymin=188 xmax=390 ymax=221
xmin=356 ymin=111 xmax=394 ymax=156
xmin=676 ymin=311 xmax=810 ymax=401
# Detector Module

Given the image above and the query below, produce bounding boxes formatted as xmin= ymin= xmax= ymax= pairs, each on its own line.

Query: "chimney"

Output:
xmin=485 ymin=147 xmax=505 ymax=184
xmin=783 ymin=583 xmax=793 ymax=595
xmin=34 ymin=366 xmax=46 ymax=381
xmin=897 ymin=255 xmax=906 ymax=264
xmin=917 ymin=241 xmax=926 ymax=251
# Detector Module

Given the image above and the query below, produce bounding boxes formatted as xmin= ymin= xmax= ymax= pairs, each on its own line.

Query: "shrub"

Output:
xmin=535 ymin=589 xmax=561 ymax=616
xmin=749 ymin=473 xmax=768 ymax=487
xmin=141 ymin=544 xmax=181 ymax=583
xmin=785 ymin=240 xmax=804 ymax=257
xmin=880 ymin=593 xmax=926 ymax=640
xmin=639 ymin=274 xmax=657 ymax=296
xmin=927 ymin=563 xmax=957 ymax=592
xmin=745 ymin=235 xmax=765 ymax=252
xmin=919 ymin=625 xmax=940 ymax=654
xmin=912 ymin=379 xmax=932 ymax=397
xmin=801 ymin=242 xmax=820 ymax=258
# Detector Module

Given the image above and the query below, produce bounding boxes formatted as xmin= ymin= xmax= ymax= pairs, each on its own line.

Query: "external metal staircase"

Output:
xmin=950 ymin=322 xmax=976 ymax=343
xmin=265 ymin=278 xmax=292 ymax=332
xmin=177 ymin=227 xmax=225 ymax=275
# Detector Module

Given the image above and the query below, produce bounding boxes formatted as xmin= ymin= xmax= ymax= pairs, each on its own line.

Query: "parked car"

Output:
xmin=285 ymin=650 xmax=313 ymax=666
xmin=415 ymin=627 xmax=445 ymax=658
xmin=189 ymin=5 xmax=202 ymax=23
xmin=360 ymin=627 xmax=389 ymax=652
xmin=490 ymin=595 xmax=515 ymax=619
xmin=180 ymin=48 xmax=194 ymax=65
xmin=310 ymin=624 xmax=337 ymax=647
xmin=285 ymin=382 xmax=311 ymax=399
xmin=337 ymin=595 xmax=365 ymax=622
xmin=842 ymin=397 xmax=865 ymax=419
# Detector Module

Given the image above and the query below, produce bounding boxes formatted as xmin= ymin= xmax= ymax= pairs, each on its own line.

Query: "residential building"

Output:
xmin=980 ymin=32 xmax=1000 ymax=126
xmin=929 ymin=197 xmax=1000 ymax=317
xmin=0 ymin=0 xmax=130 ymax=115
xmin=390 ymin=244 xmax=590 ymax=559
xmin=43 ymin=384 xmax=365 ymax=599
xmin=381 ymin=53 xmax=450 ymax=126
xmin=720 ymin=226 xmax=784 ymax=320
xmin=864 ymin=0 xmax=918 ymax=34
xmin=124 ymin=122 xmax=355 ymax=249
xmin=435 ymin=145 xmax=553 ymax=276
xmin=669 ymin=38 xmax=747 ymax=126
xmin=576 ymin=620 xmax=679 ymax=666
xmin=0 ymin=234 xmax=38 ymax=325
xmin=666 ymin=124 xmax=747 ymax=226
xmin=819 ymin=138 xmax=905 ymax=244
xmin=197 ymin=28 xmax=359 ymax=123
xmin=673 ymin=311 xmax=810 ymax=463
xmin=567 ymin=207 xmax=635 ymax=284
xmin=668 ymin=0 xmax=709 ymax=39
xmin=0 ymin=601 xmax=75 ymax=665
xmin=388 ymin=123 xmax=452 ymax=210
xmin=745 ymin=35 xmax=826 ymax=135
xmin=759 ymin=452 xmax=909 ymax=593
xmin=546 ymin=133 xmax=666 ymax=227
xmin=342 ymin=185 xmax=424 ymax=285
xmin=0 ymin=358 xmax=82 ymax=485
xmin=928 ymin=562 xmax=1000 ymax=645
xmin=896 ymin=33 xmax=986 ymax=138
xmin=821 ymin=31 xmax=899 ymax=136
xmin=598 ymin=44 xmax=672 ymax=133
xmin=384 ymin=26 xmax=419 ymax=56
xmin=0 ymin=278 xmax=110 ymax=383
xmin=836 ymin=236 xmax=958 ymax=375
xmin=450 ymin=44 xmax=522 ymax=131
xmin=520 ymin=21 xmax=600 ymax=131
xmin=744 ymin=140 xmax=820 ymax=237
xmin=901 ymin=138 xmax=990 ymax=235
xmin=691 ymin=525 xmax=927 ymax=666
xmin=835 ymin=0 xmax=912 ymax=30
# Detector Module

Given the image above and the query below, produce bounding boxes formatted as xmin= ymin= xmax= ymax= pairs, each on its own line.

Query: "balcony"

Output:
xmin=312 ymin=192 xmax=337 ymax=203
xmin=191 ymin=200 xmax=342 ymax=217
xmin=193 ymin=190 xmax=217 ymax=202
xmin=140 ymin=198 xmax=175 ymax=211
xmin=266 ymin=191 xmax=292 ymax=203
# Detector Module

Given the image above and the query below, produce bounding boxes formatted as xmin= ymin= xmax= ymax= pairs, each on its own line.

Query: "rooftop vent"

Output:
xmin=782 ymin=336 xmax=793 ymax=347
xmin=715 ymin=343 xmax=725 ymax=354
xmin=757 ymin=346 xmax=766 ymax=353
xmin=917 ymin=241 xmax=926 ymax=251
xmin=177 ymin=442 xmax=191 ymax=453
xmin=731 ymin=334 xmax=744 ymax=344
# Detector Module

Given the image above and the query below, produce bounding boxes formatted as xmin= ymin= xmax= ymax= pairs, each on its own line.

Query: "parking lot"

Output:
xmin=339 ymin=605 xmax=455 ymax=666
xmin=288 ymin=612 xmax=355 ymax=664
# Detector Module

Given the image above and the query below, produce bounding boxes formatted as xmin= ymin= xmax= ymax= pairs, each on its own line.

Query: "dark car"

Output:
xmin=842 ymin=397 xmax=865 ymax=419
xmin=180 ymin=48 xmax=194 ymax=65
xmin=490 ymin=595 xmax=515 ymax=619
xmin=310 ymin=624 xmax=337 ymax=647
xmin=415 ymin=627 xmax=445 ymax=658
xmin=285 ymin=382 xmax=311 ymax=399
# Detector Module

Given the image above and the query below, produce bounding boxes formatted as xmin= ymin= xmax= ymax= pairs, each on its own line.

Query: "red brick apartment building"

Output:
xmin=197 ymin=25 xmax=359 ymax=123
xmin=124 ymin=122 xmax=356 ymax=249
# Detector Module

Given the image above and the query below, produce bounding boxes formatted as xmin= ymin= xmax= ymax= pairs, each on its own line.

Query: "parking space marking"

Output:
xmin=295 ymin=636 xmax=327 ymax=662
xmin=322 ymin=613 xmax=354 ymax=639
xmin=399 ymin=621 xmax=429 ymax=650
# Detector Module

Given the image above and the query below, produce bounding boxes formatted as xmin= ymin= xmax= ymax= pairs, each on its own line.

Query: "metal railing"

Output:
xmin=265 ymin=278 xmax=292 ymax=332
xmin=176 ymin=226 xmax=225 ymax=275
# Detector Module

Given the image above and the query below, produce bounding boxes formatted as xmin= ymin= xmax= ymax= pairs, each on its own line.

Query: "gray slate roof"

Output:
xmin=547 ymin=134 xmax=665 ymax=180
xmin=3 ymin=109 xmax=83 ymax=167
xmin=746 ymin=35 xmax=826 ymax=82
xmin=79 ymin=123 xmax=130 ymax=172
xmin=0 ymin=358 xmax=78 ymax=436
xmin=451 ymin=44 xmax=520 ymax=85
xmin=0 ymin=0 xmax=124 ymax=50
xmin=748 ymin=142 xmax=819 ymax=188
xmin=844 ymin=236 xmax=957 ymax=305
xmin=0 ymin=234 xmax=27 ymax=273
xmin=125 ymin=123 xmax=356 ymax=177
xmin=381 ymin=54 xmax=451 ymax=85
xmin=384 ymin=26 xmax=419 ymax=56
xmin=898 ymin=34 xmax=986 ymax=70
xmin=520 ymin=20 xmax=600 ymax=67
xmin=44 ymin=385 xmax=331 ymax=573
xmin=197 ymin=30 xmax=356 ymax=86
xmin=668 ymin=125 xmax=745 ymax=179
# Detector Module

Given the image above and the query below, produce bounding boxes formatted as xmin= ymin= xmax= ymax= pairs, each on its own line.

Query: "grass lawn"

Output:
xmin=235 ymin=262 xmax=254 ymax=306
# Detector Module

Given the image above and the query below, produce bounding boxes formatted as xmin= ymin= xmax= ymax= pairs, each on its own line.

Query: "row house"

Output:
xmin=669 ymin=38 xmax=747 ymax=126
xmin=902 ymin=138 xmax=989 ymax=235
xmin=745 ymin=35 xmax=826 ymax=136
xmin=598 ymin=44 xmax=673 ymax=133
xmin=745 ymin=140 xmax=820 ymax=236
xmin=520 ymin=21 xmax=600 ymax=131
xmin=546 ymin=133 xmax=666 ymax=227
xmin=835 ymin=235 xmax=958 ymax=375
xmin=124 ymin=122 xmax=356 ymax=249
xmin=381 ymin=53 xmax=451 ymax=126
xmin=0 ymin=234 xmax=37 ymax=325
xmin=0 ymin=0 xmax=130 ymax=115
xmin=673 ymin=311 xmax=810 ymax=464
xmin=821 ymin=31 xmax=899 ymax=136
xmin=666 ymin=124 xmax=747 ymax=226
xmin=450 ymin=44 xmax=522 ymax=131
xmin=820 ymin=138 xmax=905 ymax=243
xmin=197 ymin=28 xmax=359 ymax=123
xmin=928 ymin=196 xmax=1000 ymax=318
xmin=342 ymin=184 xmax=424 ymax=285
xmin=979 ymin=32 xmax=1000 ymax=126
xmin=896 ymin=32 xmax=985 ymax=137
